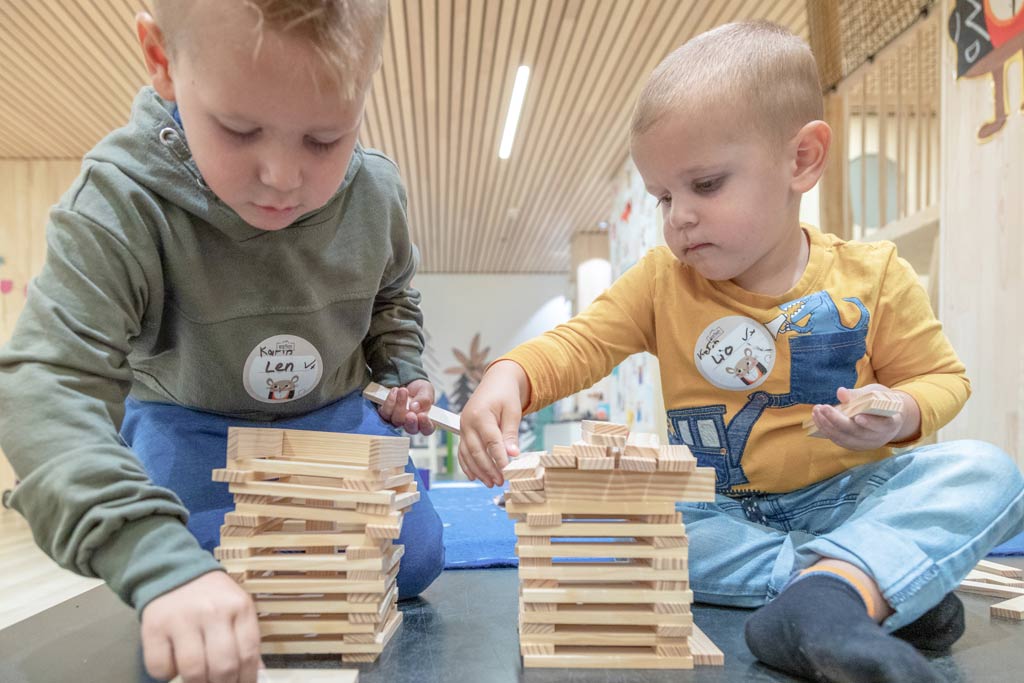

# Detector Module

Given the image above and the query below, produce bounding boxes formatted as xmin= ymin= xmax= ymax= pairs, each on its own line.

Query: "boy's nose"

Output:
xmin=669 ymin=203 xmax=697 ymax=230
xmin=259 ymin=158 xmax=302 ymax=193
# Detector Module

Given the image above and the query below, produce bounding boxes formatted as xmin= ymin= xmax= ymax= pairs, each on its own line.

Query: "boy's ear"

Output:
xmin=790 ymin=120 xmax=831 ymax=193
xmin=136 ymin=12 xmax=176 ymax=101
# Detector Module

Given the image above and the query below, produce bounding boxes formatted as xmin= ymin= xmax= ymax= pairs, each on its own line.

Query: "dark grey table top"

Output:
xmin=2 ymin=563 xmax=1023 ymax=683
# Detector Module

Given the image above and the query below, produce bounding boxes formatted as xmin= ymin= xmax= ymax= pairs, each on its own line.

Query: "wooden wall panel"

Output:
xmin=0 ymin=160 xmax=82 ymax=492
xmin=938 ymin=0 xmax=1024 ymax=466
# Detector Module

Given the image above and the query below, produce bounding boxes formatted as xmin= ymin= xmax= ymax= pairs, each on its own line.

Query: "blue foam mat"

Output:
xmin=431 ymin=481 xmax=518 ymax=569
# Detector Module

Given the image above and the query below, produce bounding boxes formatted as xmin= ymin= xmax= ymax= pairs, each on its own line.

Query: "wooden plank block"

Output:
xmin=543 ymin=468 xmax=715 ymax=503
xmin=519 ymin=564 xmax=688 ymax=582
xmin=620 ymin=456 xmax=657 ymax=473
xmin=517 ymin=543 xmax=688 ymax=560
xmin=234 ymin=500 xmax=400 ymax=526
xmin=523 ymin=646 xmax=692 ymax=669
xmin=964 ymin=570 xmax=1024 ymax=588
xmin=503 ymin=452 xmax=544 ymax=479
xmin=657 ymin=445 xmax=697 ymax=472
xmin=173 ymin=670 xmax=358 ymax=683
xmin=624 ymin=432 xmax=660 ymax=459
xmin=976 ymin=559 xmax=1024 ymax=578
xmin=514 ymin=521 xmax=686 ymax=537
xmin=522 ymin=586 xmax=693 ymax=605
xmin=525 ymin=512 xmax=562 ymax=527
xmin=231 ymin=459 xmax=408 ymax=485
xmin=227 ymin=427 xmax=284 ymax=461
xmin=805 ymin=391 xmax=903 ymax=438
xmin=584 ymin=432 xmax=628 ymax=448
xmin=219 ymin=546 xmax=403 ymax=573
xmin=520 ymin=603 xmax=693 ymax=626
xmin=363 ymin=381 xmax=461 ymax=435
xmin=228 ymin=480 xmax=397 ymax=506
xmin=280 ymin=430 xmax=410 ymax=469
xmin=509 ymin=470 xmax=545 ymax=491
xmin=540 ymin=446 xmax=577 ymax=468
xmin=578 ymin=456 xmax=615 ymax=470
xmin=571 ymin=442 xmax=609 ymax=459
xmin=260 ymin=609 xmax=402 ymax=655
xmin=259 ymin=617 xmax=376 ymax=637
xmin=991 ymin=595 xmax=1024 ymax=620
xmin=506 ymin=500 xmax=680 ymax=516
xmin=254 ymin=586 xmax=398 ymax=614
xmin=519 ymin=623 xmax=689 ymax=647
xmin=581 ymin=420 xmax=629 ymax=436
xmin=508 ymin=489 xmax=547 ymax=504
xmin=689 ymin=625 xmax=725 ymax=665
xmin=956 ymin=580 xmax=1024 ymax=599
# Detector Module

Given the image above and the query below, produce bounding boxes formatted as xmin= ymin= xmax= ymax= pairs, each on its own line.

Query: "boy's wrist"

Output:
xmin=489 ymin=360 xmax=531 ymax=410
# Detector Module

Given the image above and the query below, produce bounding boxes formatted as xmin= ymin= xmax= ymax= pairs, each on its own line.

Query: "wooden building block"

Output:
xmin=689 ymin=625 xmax=725 ymax=666
xmin=577 ymin=456 xmax=615 ymax=470
xmin=620 ymin=455 xmax=657 ymax=473
xmin=805 ymin=391 xmax=903 ymax=438
xmin=508 ymin=489 xmax=547 ymax=504
xmin=581 ymin=420 xmax=629 ymax=436
xmin=584 ymin=432 xmax=628 ymax=448
xmin=174 ymin=670 xmax=358 ymax=683
xmin=543 ymin=468 xmax=716 ymax=503
xmin=363 ymin=382 xmax=461 ymax=435
xmin=624 ymin=432 xmax=661 ymax=460
xmin=957 ymin=580 xmax=1024 ymax=599
xmin=570 ymin=442 xmax=609 ymax=459
xmin=503 ymin=452 xmax=543 ymax=479
xmin=991 ymin=595 xmax=1024 ymax=620
xmin=964 ymin=570 xmax=1024 ymax=588
xmin=510 ymin=471 xmax=546 ymax=491
xmin=976 ymin=559 xmax=1024 ymax=578
xmin=227 ymin=428 xmax=284 ymax=461
xmin=540 ymin=447 xmax=577 ymax=468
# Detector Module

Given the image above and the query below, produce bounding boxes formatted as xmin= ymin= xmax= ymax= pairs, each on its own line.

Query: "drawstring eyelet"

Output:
xmin=159 ymin=127 xmax=177 ymax=145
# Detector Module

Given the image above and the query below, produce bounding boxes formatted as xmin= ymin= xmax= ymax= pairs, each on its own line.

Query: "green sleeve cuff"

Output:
xmin=89 ymin=514 xmax=224 ymax=614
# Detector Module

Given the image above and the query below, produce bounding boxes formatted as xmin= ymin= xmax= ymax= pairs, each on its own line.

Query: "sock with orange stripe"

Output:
xmin=744 ymin=570 xmax=942 ymax=682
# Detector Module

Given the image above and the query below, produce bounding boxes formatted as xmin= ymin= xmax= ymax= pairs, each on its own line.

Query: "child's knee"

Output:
xmin=958 ymin=440 xmax=1023 ymax=490
xmin=396 ymin=532 xmax=445 ymax=599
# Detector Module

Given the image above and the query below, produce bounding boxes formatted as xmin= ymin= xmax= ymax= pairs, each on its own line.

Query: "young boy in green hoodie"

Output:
xmin=0 ymin=2 xmax=443 ymax=682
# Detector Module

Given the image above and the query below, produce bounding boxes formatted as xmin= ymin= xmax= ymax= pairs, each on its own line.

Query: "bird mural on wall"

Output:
xmin=949 ymin=0 xmax=1024 ymax=139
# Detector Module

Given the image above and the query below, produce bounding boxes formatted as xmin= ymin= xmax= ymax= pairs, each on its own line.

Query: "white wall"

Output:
xmin=413 ymin=273 xmax=571 ymax=400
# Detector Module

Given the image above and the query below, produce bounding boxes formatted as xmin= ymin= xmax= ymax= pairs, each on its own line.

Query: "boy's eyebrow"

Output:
xmin=215 ymin=112 xmax=360 ymax=137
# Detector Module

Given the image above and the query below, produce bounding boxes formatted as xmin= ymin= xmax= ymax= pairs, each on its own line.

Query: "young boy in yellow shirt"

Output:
xmin=0 ymin=2 xmax=444 ymax=682
xmin=459 ymin=20 xmax=1024 ymax=683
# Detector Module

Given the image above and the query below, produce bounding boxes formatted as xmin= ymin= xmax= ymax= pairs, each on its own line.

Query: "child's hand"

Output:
xmin=458 ymin=360 xmax=529 ymax=487
xmin=140 ymin=570 xmax=262 ymax=683
xmin=377 ymin=379 xmax=436 ymax=435
xmin=809 ymin=384 xmax=921 ymax=450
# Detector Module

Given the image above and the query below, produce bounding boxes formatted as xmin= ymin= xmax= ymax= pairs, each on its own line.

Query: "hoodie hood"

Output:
xmin=84 ymin=87 xmax=365 ymax=242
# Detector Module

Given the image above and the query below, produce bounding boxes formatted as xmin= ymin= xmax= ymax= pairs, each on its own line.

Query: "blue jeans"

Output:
xmin=121 ymin=392 xmax=445 ymax=599
xmin=678 ymin=440 xmax=1024 ymax=631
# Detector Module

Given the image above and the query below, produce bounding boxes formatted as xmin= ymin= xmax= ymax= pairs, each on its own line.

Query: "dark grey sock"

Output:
xmin=744 ymin=573 xmax=942 ymax=683
xmin=892 ymin=592 xmax=965 ymax=652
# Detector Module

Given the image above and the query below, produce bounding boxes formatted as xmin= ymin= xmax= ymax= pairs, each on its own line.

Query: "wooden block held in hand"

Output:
xmin=363 ymin=381 xmax=461 ymax=435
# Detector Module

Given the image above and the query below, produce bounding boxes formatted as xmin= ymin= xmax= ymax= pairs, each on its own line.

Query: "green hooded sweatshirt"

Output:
xmin=0 ymin=87 xmax=428 ymax=612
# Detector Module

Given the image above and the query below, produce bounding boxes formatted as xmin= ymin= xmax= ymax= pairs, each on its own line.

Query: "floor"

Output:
xmin=1 ymin=562 xmax=1022 ymax=683
xmin=0 ymin=507 xmax=102 ymax=630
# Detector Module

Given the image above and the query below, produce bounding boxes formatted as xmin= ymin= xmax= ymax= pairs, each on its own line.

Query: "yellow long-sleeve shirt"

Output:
xmin=503 ymin=227 xmax=969 ymax=494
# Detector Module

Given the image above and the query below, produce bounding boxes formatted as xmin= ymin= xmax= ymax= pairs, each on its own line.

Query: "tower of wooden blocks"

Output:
xmin=211 ymin=427 xmax=418 ymax=663
xmin=503 ymin=420 xmax=723 ymax=669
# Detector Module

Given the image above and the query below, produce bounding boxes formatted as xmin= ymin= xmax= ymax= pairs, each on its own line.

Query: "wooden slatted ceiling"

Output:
xmin=0 ymin=0 xmax=807 ymax=273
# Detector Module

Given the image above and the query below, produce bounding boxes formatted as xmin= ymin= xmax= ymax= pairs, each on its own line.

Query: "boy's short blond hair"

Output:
xmin=153 ymin=0 xmax=388 ymax=97
xmin=631 ymin=20 xmax=823 ymax=147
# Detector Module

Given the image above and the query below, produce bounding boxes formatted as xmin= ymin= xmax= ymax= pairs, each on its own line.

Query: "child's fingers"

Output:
xmin=417 ymin=412 xmax=435 ymax=436
xmin=202 ymin=619 xmax=241 ymax=683
xmin=403 ymin=410 xmax=419 ymax=434
xmin=462 ymin=428 xmax=500 ymax=486
xmin=141 ymin=630 xmax=176 ymax=681
xmin=171 ymin=626 xmax=208 ymax=683
xmin=233 ymin=611 xmax=263 ymax=683
xmin=457 ymin=434 xmax=486 ymax=483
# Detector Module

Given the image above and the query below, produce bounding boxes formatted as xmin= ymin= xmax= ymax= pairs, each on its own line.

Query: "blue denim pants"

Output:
xmin=679 ymin=440 xmax=1024 ymax=631
xmin=120 ymin=392 xmax=445 ymax=599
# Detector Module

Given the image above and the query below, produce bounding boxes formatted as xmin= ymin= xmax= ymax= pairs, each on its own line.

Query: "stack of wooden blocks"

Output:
xmin=956 ymin=559 xmax=1024 ymax=620
xmin=211 ymin=426 xmax=418 ymax=663
xmin=502 ymin=420 xmax=724 ymax=669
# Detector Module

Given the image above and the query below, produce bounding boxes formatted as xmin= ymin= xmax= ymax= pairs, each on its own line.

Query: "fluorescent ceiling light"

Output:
xmin=498 ymin=65 xmax=530 ymax=159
